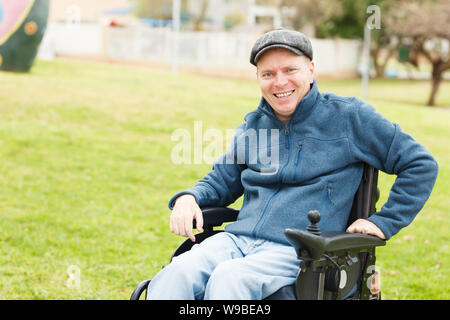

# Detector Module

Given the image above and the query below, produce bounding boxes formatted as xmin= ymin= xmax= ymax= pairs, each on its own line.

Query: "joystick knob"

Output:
xmin=307 ymin=210 xmax=321 ymax=235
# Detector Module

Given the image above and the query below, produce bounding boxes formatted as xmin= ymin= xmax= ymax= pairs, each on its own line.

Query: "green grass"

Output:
xmin=0 ymin=59 xmax=448 ymax=299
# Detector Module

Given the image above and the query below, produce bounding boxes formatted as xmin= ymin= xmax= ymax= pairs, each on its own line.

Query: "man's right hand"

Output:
xmin=170 ymin=194 xmax=203 ymax=242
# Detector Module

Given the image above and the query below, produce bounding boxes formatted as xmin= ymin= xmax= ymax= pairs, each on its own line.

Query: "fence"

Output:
xmin=39 ymin=23 xmax=363 ymax=78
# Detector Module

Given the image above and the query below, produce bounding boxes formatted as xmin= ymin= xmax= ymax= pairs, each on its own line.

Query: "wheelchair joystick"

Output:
xmin=306 ymin=210 xmax=321 ymax=236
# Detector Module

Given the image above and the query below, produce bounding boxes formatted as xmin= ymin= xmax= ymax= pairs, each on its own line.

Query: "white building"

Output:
xmin=187 ymin=0 xmax=292 ymax=31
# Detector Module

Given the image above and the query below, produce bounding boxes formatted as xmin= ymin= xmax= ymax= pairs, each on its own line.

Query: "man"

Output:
xmin=146 ymin=28 xmax=438 ymax=299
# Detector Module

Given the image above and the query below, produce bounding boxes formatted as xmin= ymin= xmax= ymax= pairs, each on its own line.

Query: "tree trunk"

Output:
xmin=371 ymin=46 xmax=384 ymax=78
xmin=371 ymin=42 xmax=400 ymax=78
xmin=374 ymin=63 xmax=385 ymax=78
xmin=427 ymin=62 xmax=442 ymax=107
xmin=193 ymin=0 xmax=208 ymax=31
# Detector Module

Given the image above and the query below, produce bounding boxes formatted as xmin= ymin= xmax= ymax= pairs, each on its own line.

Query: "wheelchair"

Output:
xmin=131 ymin=164 xmax=386 ymax=300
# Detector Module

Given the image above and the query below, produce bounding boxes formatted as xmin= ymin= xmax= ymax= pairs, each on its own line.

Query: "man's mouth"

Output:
xmin=274 ymin=90 xmax=295 ymax=98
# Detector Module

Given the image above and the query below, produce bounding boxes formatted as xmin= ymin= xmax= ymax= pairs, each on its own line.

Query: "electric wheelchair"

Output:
xmin=131 ymin=164 xmax=386 ymax=300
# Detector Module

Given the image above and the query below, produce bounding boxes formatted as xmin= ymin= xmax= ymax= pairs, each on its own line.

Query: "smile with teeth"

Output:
xmin=274 ymin=90 xmax=294 ymax=98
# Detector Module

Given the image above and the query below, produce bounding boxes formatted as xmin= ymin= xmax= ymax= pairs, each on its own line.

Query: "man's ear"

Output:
xmin=309 ymin=60 xmax=315 ymax=82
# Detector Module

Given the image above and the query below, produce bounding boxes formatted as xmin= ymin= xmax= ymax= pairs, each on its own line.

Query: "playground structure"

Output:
xmin=0 ymin=0 xmax=49 ymax=72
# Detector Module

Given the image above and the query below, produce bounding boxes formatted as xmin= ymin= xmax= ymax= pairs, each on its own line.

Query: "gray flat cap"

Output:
xmin=250 ymin=28 xmax=313 ymax=66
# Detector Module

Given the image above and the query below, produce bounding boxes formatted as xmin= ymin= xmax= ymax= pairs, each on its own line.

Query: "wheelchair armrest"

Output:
xmin=285 ymin=229 xmax=386 ymax=260
xmin=193 ymin=207 xmax=239 ymax=229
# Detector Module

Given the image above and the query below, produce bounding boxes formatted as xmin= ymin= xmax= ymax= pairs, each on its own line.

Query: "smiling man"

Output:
xmin=256 ymin=48 xmax=314 ymax=122
xmin=146 ymin=28 xmax=438 ymax=300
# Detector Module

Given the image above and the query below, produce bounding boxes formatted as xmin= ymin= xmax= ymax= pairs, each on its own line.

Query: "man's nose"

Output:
xmin=274 ymin=73 xmax=288 ymax=87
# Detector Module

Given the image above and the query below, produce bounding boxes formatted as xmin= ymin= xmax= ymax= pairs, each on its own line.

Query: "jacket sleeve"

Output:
xmin=346 ymin=102 xmax=439 ymax=240
xmin=168 ymin=124 xmax=246 ymax=210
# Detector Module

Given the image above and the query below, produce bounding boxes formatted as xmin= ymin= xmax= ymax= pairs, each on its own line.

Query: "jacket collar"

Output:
xmin=257 ymin=79 xmax=319 ymax=126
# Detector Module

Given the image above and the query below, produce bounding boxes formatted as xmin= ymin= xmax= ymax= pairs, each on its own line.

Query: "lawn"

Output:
xmin=0 ymin=58 xmax=448 ymax=299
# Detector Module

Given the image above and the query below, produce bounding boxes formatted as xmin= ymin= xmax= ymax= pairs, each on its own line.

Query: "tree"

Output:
xmin=280 ymin=0 xmax=401 ymax=78
xmin=135 ymin=0 xmax=208 ymax=31
xmin=135 ymin=0 xmax=174 ymax=20
xmin=317 ymin=0 xmax=401 ymax=78
xmin=280 ymin=0 xmax=343 ymax=38
xmin=192 ymin=0 xmax=209 ymax=31
xmin=385 ymin=0 xmax=450 ymax=106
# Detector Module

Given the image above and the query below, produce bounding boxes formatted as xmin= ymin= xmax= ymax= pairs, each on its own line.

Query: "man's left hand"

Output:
xmin=346 ymin=219 xmax=386 ymax=240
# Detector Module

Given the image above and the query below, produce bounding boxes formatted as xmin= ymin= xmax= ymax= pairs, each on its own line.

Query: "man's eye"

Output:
xmin=263 ymin=72 xmax=273 ymax=78
xmin=288 ymin=68 xmax=297 ymax=73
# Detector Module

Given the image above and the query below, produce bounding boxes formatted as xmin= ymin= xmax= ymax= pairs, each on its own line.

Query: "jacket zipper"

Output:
xmin=284 ymin=122 xmax=290 ymax=149
xmin=252 ymin=122 xmax=291 ymax=237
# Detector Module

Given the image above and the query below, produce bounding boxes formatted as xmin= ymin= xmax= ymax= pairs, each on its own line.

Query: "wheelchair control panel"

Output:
xmin=285 ymin=210 xmax=385 ymax=300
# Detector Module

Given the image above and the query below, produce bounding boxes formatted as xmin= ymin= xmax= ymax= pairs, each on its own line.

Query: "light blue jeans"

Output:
xmin=146 ymin=232 xmax=301 ymax=300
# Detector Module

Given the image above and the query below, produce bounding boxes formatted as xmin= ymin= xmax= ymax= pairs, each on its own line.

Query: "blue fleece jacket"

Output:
xmin=169 ymin=80 xmax=438 ymax=244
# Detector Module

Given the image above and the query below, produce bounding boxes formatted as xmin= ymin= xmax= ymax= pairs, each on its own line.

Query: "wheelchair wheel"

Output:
xmin=130 ymin=279 xmax=151 ymax=300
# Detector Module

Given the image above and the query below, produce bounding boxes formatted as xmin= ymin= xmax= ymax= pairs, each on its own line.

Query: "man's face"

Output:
xmin=256 ymin=48 xmax=315 ymax=122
